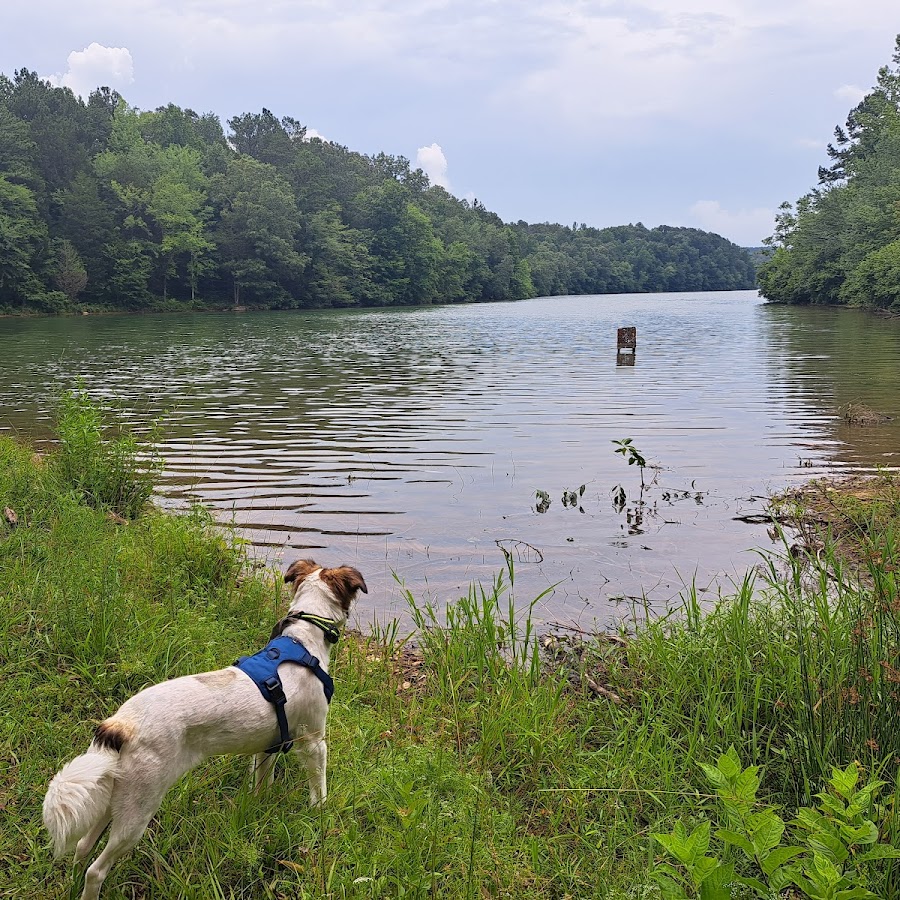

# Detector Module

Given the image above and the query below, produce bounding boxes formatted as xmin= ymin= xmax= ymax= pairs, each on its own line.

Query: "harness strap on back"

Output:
xmin=234 ymin=635 xmax=335 ymax=754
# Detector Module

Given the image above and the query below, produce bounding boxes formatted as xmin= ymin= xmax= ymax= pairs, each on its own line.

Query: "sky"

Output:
xmin=3 ymin=1 xmax=898 ymax=245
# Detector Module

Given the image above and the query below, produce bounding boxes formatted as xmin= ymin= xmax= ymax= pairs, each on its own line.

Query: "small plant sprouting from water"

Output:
xmin=562 ymin=484 xmax=585 ymax=512
xmin=612 ymin=438 xmax=647 ymax=487
xmin=611 ymin=438 xmax=649 ymax=523
xmin=535 ymin=485 xmax=585 ymax=514
xmin=534 ymin=489 xmax=551 ymax=514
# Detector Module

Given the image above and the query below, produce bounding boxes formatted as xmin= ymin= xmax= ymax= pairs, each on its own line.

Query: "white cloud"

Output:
xmin=416 ymin=142 xmax=450 ymax=189
xmin=47 ymin=43 xmax=134 ymax=98
xmin=688 ymin=200 xmax=776 ymax=245
xmin=834 ymin=84 xmax=867 ymax=105
xmin=304 ymin=127 xmax=327 ymax=142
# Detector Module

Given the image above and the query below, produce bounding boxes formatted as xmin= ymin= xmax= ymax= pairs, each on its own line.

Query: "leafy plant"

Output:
xmin=561 ymin=484 xmax=585 ymax=510
xmin=612 ymin=438 xmax=647 ymax=484
xmin=52 ymin=387 xmax=162 ymax=519
xmin=651 ymin=749 xmax=900 ymax=899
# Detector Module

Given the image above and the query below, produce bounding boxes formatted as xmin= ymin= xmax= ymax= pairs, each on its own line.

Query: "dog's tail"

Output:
xmin=43 ymin=720 xmax=132 ymax=858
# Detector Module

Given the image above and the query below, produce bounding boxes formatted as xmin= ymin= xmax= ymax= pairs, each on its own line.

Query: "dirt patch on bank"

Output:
xmin=771 ymin=473 xmax=900 ymax=567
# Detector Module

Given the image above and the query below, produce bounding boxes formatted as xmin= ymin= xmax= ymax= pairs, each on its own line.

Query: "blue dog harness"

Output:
xmin=235 ymin=634 xmax=335 ymax=754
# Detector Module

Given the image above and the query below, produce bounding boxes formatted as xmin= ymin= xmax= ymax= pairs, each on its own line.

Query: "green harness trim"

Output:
xmin=271 ymin=611 xmax=342 ymax=645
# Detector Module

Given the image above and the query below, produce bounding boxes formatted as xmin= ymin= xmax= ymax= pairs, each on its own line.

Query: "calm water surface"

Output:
xmin=2 ymin=291 xmax=899 ymax=627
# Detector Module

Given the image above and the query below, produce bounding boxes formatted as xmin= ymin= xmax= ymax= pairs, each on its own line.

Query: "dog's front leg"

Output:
xmin=251 ymin=752 xmax=276 ymax=791
xmin=294 ymin=738 xmax=327 ymax=806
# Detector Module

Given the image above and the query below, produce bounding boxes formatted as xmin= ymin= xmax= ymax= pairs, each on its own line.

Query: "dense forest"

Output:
xmin=759 ymin=36 xmax=900 ymax=309
xmin=0 ymin=69 xmax=755 ymax=314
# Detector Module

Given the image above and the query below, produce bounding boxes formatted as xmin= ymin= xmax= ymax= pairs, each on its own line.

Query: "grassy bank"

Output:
xmin=2 ymin=407 xmax=900 ymax=898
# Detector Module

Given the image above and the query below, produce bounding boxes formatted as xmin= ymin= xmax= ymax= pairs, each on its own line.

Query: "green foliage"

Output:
xmin=4 ymin=438 xmax=900 ymax=896
xmin=760 ymin=35 xmax=900 ymax=309
xmin=613 ymin=437 xmax=649 ymax=495
xmin=0 ymin=174 xmax=56 ymax=310
xmin=51 ymin=387 xmax=160 ymax=519
xmin=651 ymin=750 xmax=900 ymax=899
xmin=613 ymin=437 xmax=647 ymax=470
xmin=51 ymin=238 xmax=87 ymax=301
xmin=0 ymin=67 xmax=755 ymax=313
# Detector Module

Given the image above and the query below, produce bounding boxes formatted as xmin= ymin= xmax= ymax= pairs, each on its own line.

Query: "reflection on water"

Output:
xmin=1 ymin=291 xmax=898 ymax=627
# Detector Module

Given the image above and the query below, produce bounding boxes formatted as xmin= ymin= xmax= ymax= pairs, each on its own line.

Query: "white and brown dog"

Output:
xmin=43 ymin=559 xmax=366 ymax=900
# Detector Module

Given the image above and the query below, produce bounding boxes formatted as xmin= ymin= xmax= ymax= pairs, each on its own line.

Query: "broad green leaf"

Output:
xmin=688 ymin=822 xmax=712 ymax=863
xmin=654 ymin=862 xmax=685 ymax=879
xmin=650 ymin=872 xmax=691 ymax=900
xmin=839 ymin=820 xmax=878 ymax=845
xmin=654 ymin=823 xmax=704 ymax=866
xmin=829 ymin=763 xmax=859 ymax=799
xmin=717 ymin=747 xmax=742 ymax=780
xmin=734 ymin=874 xmax=770 ymax=894
xmin=692 ymin=855 xmax=719 ymax=884
xmin=748 ymin=809 xmax=785 ymax=853
xmin=857 ymin=843 xmax=900 ymax=862
xmin=783 ymin=868 xmax=820 ymax=898
xmin=715 ymin=828 xmax=754 ymax=857
xmin=734 ymin=768 xmax=760 ymax=804
xmin=809 ymin=833 xmax=849 ymax=864
xmin=701 ymin=762 xmax=728 ymax=790
xmin=811 ymin=852 xmax=843 ymax=888
xmin=818 ymin=793 xmax=848 ymax=818
xmin=699 ymin=862 xmax=735 ymax=900
xmin=761 ymin=845 xmax=806 ymax=875
xmin=769 ymin=867 xmax=795 ymax=892
xmin=796 ymin=807 xmax=829 ymax=832
xmin=834 ymin=889 xmax=879 ymax=900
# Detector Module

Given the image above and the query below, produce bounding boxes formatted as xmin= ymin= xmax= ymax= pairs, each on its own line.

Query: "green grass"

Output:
xmin=2 ymin=403 xmax=900 ymax=898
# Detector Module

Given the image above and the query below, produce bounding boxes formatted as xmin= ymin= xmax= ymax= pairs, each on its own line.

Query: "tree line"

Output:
xmin=0 ymin=69 xmax=755 ymax=314
xmin=759 ymin=36 xmax=900 ymax=310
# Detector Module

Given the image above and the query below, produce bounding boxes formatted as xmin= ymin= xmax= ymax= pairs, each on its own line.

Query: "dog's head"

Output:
xmin=284 ymin=558 xmax=368 ymax=615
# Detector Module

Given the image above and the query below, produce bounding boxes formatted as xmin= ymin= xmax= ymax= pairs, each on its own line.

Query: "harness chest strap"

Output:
xmin=234 ymin=635 xmax=335 ymax=754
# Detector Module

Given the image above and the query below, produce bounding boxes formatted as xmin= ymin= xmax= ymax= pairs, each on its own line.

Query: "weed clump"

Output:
xmin=51 ymin=388 xmax=160 ymax=520
xmin=841 ymin=401 xmax=892 ymax=426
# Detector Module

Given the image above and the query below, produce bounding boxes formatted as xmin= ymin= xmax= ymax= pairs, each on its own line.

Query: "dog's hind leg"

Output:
xmin=80 ymin=766 xmax=175 ymax=900
xmin=294 ymin=738 xmax=327 ymax=807
xmin=251 ymin=752 xmax=276 ymax=791
xmin=80 ymin=809 xmax=155 ymax=900
xmin=73 ymin=811 xmax=111 ymax=865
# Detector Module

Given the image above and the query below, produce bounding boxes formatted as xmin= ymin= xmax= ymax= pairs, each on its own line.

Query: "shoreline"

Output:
xmin=4 ymin=409 xmax=900 ymax=896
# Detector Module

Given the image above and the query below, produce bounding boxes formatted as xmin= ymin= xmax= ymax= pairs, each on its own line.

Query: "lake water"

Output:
xmin=2 ymin=291 xmax=899 ymax=628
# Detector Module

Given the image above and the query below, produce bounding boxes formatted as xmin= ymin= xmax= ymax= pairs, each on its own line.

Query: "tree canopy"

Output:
xmin=0 ymin=69 xmax=755 ymax=314
xmin=758 ymin=36 xmax=900 ymax=310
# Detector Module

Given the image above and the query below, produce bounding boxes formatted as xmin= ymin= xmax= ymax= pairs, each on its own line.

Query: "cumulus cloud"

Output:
xmin=416 ymin=142 xmax=450 ymax=189
xmin=304 ymin=127 xmax=327 ymax=142
xmin=834 ymin=84 xmax=868 ymax=105
xmin=688 ymin=200 xmax=776 ymax=246
xmin=47 ymin=43 xmax=134 ymax=98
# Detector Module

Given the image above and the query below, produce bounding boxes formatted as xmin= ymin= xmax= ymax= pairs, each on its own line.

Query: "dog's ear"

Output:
xmin=284 ymin=558 xmax=320 ymax=589
xmin=320 ymin=566 xmax=368 ymax=613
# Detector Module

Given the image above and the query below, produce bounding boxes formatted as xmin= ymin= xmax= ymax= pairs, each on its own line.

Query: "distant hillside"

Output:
xmin=743 ymin=246 xmax=773 ymax=273
xmin=0 ymin=68 xmax=755 ymax=314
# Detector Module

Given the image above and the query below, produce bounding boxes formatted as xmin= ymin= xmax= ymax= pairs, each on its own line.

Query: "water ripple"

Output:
xmin=2 ymin=291 xmax=899 ymax=626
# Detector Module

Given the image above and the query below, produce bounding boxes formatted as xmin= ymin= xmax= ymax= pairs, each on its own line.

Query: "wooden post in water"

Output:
xmin=616 ymin=326 xmax=636 ymax=366
xmin=617 ymin=327 xmax=636 ymax=351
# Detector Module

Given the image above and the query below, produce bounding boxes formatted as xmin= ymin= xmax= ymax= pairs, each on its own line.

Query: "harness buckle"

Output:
xmin=262 ymin=675 xmax=286 ymax=704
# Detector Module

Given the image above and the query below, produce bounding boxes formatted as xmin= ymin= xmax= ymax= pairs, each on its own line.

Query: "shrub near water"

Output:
xmin=51 ymin=388 xmax=160 ymax=520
